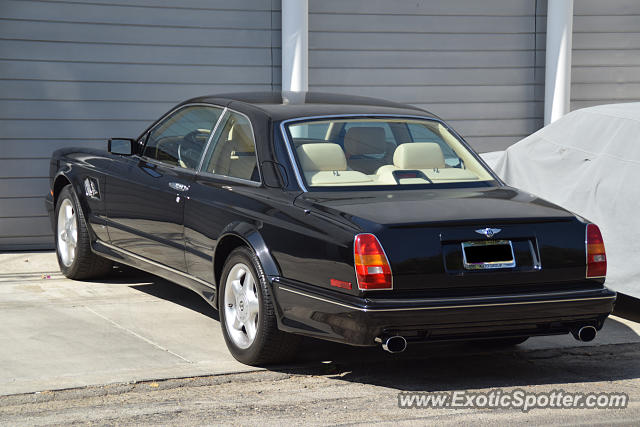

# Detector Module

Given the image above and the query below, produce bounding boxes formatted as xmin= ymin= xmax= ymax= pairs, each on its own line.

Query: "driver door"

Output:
xmin=106 ymin=105 xmax=224 ymax=271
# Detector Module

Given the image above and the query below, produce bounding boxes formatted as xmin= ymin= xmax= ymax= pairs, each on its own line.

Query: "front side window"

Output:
xmin=285 ymin=117 xmax=495 ymax=189
xmin=143 ymin=105 xmax=223 ymax=170
xmin=201 ymin=111 xmax=260 ymax=182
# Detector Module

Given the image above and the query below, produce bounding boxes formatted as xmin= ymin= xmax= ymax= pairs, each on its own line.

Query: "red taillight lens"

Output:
xmin=354 ymin=234 xmax=392 ymax=290
xmin=586 ymin=224 xmax=607 ymax=278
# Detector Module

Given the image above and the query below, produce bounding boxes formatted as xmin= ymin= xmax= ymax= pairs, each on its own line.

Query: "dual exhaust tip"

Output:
xmin=572 ymin=325 xmax=597 ymax=342
xmin=378 ymin=335 xmax=407 ymax=353
xmin=377 ymin=326 xmax=597 ymax=353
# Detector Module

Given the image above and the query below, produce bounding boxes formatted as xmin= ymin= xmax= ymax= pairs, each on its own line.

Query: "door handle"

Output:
xmin=168 ymin=182 xmax=190 ymax=192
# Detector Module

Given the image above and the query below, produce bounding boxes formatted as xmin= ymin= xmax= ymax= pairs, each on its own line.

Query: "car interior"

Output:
xmin=205 ymin=119 xmax=259 ymax=182
xmin=290 ymin=120 xmax=492 ymax=186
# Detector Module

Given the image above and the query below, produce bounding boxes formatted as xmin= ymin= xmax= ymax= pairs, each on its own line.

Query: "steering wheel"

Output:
xmin=185 ymin=129 xmax=210 ymax=145
xmin=178 ymin=129 xmax=210 ymax=169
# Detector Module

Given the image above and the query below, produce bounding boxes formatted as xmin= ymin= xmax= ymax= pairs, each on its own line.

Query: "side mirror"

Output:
xmin=108 ymin=138 xmax=135 ymax=156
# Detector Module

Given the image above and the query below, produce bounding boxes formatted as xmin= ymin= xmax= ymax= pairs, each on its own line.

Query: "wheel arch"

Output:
xmin=52 ymin=172 xmax=72 ymax=208
xmin=52 ymin=171 xmax=97 ymax=242
xmin=213 ymin=223 xmax=280 ymax=306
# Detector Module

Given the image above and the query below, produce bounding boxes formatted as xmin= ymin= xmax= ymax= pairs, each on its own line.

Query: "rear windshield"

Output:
xmin=284 ymin=117 xmax=496 ymax=190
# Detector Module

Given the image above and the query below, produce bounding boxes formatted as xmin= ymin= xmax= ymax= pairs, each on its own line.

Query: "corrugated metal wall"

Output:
xmin=307 ymin=0 xmax=545 ymax=154
xmin=571 ymin=0 xmax=640 ymax=110
xmin=1 ymin=0 xmax=638 ymax=251
xmin=0 ymin=0 xmax=281 ymax=250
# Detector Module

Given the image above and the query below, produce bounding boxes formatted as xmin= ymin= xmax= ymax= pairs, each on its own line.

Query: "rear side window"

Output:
xmin=143 ymin=105 xmax=223 ymax=170
xmin=201 ymin=111 xmax=260 ymax=182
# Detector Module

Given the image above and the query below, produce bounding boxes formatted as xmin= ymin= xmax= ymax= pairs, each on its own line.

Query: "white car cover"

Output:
xmin=485 ymin=103 xmax=640 ymax=298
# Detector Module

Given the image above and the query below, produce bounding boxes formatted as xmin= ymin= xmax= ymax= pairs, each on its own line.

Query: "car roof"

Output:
xmin=184 ymin=91 xmax=440 ymax=122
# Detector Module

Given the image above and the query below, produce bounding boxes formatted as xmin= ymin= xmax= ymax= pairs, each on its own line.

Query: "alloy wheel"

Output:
xmin=224 ymin=263 xmax=260 ymax=349
xmin=57 ymin=198 xmax=78 ymax=267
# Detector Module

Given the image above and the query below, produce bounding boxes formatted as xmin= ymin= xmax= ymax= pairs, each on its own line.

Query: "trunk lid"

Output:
xmin=295 ymin=187 xmax=590 ymax=295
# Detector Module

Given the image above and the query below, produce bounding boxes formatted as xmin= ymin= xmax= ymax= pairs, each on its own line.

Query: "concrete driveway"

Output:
xmin=1 ymin=251 xmax=639 ymax=396
xmin=0 ymin=252 xmax=257 ymax=395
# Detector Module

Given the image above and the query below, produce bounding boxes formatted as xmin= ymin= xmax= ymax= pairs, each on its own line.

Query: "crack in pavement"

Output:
xmin=84 ymin=306 xmax=193 ymax=364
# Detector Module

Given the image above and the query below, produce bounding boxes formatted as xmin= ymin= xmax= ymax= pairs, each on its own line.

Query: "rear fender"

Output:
xmin=213 ymin=222 xmax=280 ymax=306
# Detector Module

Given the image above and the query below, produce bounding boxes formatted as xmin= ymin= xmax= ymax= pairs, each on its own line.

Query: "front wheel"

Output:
xmin=55 ymin=185 xmax=112 ymax=279
xmin=219 ymin=247 xmax=300 ymax=365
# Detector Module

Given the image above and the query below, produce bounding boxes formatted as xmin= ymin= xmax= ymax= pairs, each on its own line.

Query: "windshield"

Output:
xmin=284 ymin=117 xmax=495 ymax=189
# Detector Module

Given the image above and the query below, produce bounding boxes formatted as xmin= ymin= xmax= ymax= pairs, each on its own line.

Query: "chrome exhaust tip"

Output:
xmin=572 ymin=325 xmax=597 ymax=342
xmin=379 ymin=336 xmax=407 ymax=353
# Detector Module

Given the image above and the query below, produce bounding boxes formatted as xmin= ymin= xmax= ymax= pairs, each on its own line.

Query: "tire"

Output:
xmin=476 ymin=336 xmax=529 ymax=347
xmin=55 ymin=184 xmax=113 ymax=279
xmin=218 ymin=246 xmax=300 ymax=365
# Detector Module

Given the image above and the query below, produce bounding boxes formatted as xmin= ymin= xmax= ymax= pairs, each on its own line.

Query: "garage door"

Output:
xmin=0 ymin=0 xmax=280 ymax=250
xmin=571 ymin=0 xmax=640 ymax=110
xmin=307 ymin=0 xmax=545 ymax=153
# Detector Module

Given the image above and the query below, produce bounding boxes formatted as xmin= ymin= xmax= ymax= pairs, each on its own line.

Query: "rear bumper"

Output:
xmin=272 ymin=278 xmax=616 ymax=346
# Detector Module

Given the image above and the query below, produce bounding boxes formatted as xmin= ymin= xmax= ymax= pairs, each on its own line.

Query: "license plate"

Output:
xmin=461 ymin=240 xmax=516 ymax=270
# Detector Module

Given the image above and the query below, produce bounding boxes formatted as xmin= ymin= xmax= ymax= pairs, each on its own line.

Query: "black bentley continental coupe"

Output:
xmin=46 ymin=92 xmax=615 ymax=365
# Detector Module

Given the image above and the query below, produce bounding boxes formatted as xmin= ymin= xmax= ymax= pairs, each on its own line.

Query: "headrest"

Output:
xmin=229 ymin=123 xmax=254 ymax=152
xmin=296 ymin=143 xmax=347 ymax=171
xmin=393 ymin=143 xmax=445 ymax=169
xmin=344 ymin=127 xmax=387 ymax=155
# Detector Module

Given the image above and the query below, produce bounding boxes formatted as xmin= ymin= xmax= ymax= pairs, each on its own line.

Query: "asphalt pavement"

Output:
xmin=1 ymin=251 xmax=639 ymax=401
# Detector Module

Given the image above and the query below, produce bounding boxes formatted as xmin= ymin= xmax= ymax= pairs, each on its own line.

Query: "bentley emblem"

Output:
xmin=475 ymin=228 xmax=501 ymax=238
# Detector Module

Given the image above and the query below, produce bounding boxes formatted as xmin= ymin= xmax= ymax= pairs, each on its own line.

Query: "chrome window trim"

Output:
xmin=277 ymin=285 xmax=616 ymax=313
xmin=198 ymin=107 xmax=263 ymax=185
xmin=196 ymin=170 xmax=262 ymax=188
xmin=197 ymin=107 xmax=228 ymax=172
xmin=140 ymin=102 xmax=226 ymax=171
xmin=279 ymin=113 xmax=502 ymax=192
xmin=136 ymin=156 xmax=199 ymax=176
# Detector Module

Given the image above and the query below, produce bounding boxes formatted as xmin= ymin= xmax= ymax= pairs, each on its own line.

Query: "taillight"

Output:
xmin=586 ymin=224 xmax=607 ymax=278
xmin=354 ymin=233 xmax=392 ymax=290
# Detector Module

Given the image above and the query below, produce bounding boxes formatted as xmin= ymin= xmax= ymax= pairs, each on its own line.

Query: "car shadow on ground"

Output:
xmin=114 ymin=267 xmax=640 ymax=392
xmin=280 ymin=332 xmax=640 ymax=393
xmin=106 ymin=264 xmax=220 ymax=321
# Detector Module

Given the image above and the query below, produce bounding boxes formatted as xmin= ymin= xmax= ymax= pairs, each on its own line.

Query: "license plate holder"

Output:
xmin=461 ymin=240 xmax=516 ymax=270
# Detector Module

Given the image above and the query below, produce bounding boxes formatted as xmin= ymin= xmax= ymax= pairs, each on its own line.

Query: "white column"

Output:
xmin=544 ymin=0 xmax=574 ymax=125
xmin=281 ymin=0 xmax=308 ymax=93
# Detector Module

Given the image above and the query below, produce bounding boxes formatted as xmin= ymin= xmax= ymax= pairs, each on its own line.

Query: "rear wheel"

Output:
xmin=219 ymin=246 xmax=300 ymax=365
xmin=55 ymin=185 xmax=113 ymax=279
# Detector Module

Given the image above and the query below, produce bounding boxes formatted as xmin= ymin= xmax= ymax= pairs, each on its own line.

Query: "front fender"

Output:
xmin=51 ymin=166 xmax=103 ymax=244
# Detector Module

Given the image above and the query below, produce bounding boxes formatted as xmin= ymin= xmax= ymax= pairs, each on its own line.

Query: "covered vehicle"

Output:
xmin=488 ymin=103 xmax=640 ymax=299
xmin=45 ymin=92 xmax=615 ymax=365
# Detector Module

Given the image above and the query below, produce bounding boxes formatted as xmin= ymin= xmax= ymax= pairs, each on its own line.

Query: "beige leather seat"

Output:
xmin=296 ymin=143 xmax=371 ymax=186
xmin=393 ymin=142 xmax=445 ymax=169
xmin=344 ymin=127 xmax=392 ymax=174
xmin=209 ymin=123 xmax=259 ymax=181
xmin=377 ymin=143 xmax=478 ymax=183
xmin=227 ymin=123 xmax=258 ymax=180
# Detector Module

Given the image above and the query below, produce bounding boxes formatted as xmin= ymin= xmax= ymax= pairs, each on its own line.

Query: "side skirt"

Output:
xmin=92 ymin=240 xmax=217 ymax=307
